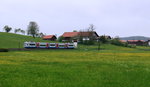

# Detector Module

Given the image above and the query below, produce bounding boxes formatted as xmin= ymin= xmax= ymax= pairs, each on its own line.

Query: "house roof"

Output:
xmin=43 ymin=35 xmax=56 ymax=39
xmin=62 ymin=32 xmax=80 ymax=37
xmin=79 ymin=32 xmax=99 ymax=37
xmin=62 ymin=32 xmax=99 ymax=37
xmin=120 ymin=40 xmax=127 ymax=43
xmin=78 ymin=32 xmax=91 ymax=37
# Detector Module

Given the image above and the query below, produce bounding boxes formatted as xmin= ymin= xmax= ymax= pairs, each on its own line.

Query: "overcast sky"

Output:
xmin=0 ymin=0 xmax=150 ymax=37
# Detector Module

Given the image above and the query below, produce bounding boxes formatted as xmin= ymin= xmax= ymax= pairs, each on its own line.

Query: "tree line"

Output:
xmin=2 ymin=21 xmax=44 ymax=38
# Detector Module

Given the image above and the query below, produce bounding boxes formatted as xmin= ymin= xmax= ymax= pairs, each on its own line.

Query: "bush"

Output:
xmin=127 ymin=44 xmax=136 ymax=48
xmin=111 ymin=39 xmax=124 ymax=46
xmin=82 ymin=40 xmax=95 ymax=45
xmin=99 ymin=36 xmax=110 ymax=44
xmin=111 ymin=38 xmax=136 ymax=48
xmin=0 ymin=48 xmax=9 ymax=52
xmin=58 ymin=36 xmax=64 ymax=42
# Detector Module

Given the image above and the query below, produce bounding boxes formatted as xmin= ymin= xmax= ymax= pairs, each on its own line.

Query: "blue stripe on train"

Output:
xmin=38 ymin=47 xmax=48 ymax=48
xmin=25 ymin=47 xmax=37 ymax=48
xmin=49 ymin=47 xmax=57 ymax=48
xmin=68 ymin=47 xmax=74 ymax=49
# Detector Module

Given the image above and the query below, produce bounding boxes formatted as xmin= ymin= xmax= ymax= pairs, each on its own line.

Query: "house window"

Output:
xmin=83 ymin=37 xmax=89 ymax=41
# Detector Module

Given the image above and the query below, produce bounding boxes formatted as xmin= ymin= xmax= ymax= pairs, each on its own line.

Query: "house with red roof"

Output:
xmin=42 ymin=35 xmax=57 ymax=41
xmin=120 ymin=40 xmax=150 ymax=46
xmin=127 ymin=40 xmax=145 ymax=46
xmin=61 ymin=31 xmax=99 ymax=42
xmin=120 ymin=40 xmax=127 ymax=43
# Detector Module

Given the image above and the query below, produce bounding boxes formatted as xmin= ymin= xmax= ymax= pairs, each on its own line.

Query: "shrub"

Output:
xmin=127 ymin=44 xmax=136 ymax=48
xmin=0 ymin=48 xmax=9 ymax=52
xmin=111 ymin=38 xmax=136 ymax=48
xmin=111 ymin=38 xmax=124 ymax=46
xmin=82 ymin=40 xmax=95 ymax=45
xmin=58 ymin=36 xmax=64 ymax=42
xmin=99 ymin=36 xmax=110 ymax=44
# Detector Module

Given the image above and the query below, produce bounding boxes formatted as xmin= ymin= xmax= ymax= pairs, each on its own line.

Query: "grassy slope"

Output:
xmin=0 ymin=32 xmax=50 ymax=48
xmin=0 ymin=32 xmax=138 ymax=51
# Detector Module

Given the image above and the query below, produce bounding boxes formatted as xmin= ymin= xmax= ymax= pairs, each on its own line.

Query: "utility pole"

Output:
xmin=19 ymin=42 xmax=20 ymax=48
xmin=98 ymin=38 xmax=101 ymax=50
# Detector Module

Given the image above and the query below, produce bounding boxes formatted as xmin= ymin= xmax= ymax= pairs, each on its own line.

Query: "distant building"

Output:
xmin=61 ymin=31 xmax=99 ymax=42
xmin=145 ymin=40 xmax=150 ymax=46
xmin=127 ymin=40 xmax=145 ymax=46
xmin=120 ymin=40 xmax=127 ymax=43
xmin=120 ymin=40 xmax=150 ymax=46
xmin=42 ymin=35 xmax=57 ymax=41
xmin=62 ymin=32 xmax=79 ymax=41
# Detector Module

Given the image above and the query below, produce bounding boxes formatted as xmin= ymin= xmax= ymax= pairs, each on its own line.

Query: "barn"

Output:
xmin=42 ymin=35 xmax=57 ymax=41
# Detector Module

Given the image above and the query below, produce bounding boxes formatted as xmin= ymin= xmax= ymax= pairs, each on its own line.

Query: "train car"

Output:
xmin=49 ymin=43 xmax=57 ymax=48
xmin=67 ymin=43 xmax=75 ymax=49
xmin=38 ymin=42 xmax=49 ymax=48
xmin=24 ymin=42 xmax=37 ymax=48
xmin=58 ymin=43 xmax=66 ymax=49
xmin=24 ymin=42 xmax=76 ymax=49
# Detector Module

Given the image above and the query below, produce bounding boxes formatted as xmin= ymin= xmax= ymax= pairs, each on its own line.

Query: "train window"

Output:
xmin=40 ymin=45 xmax=46 ymax=46
xmin=50 ymin=44 xmax=55 ymax=46
xmin=69 ymin=45 xmax=74 ymax=47
xmin=59 ymin=45 xmax=64 ymax=47
xmin=30 ymin=44 xmax=36 ymax=46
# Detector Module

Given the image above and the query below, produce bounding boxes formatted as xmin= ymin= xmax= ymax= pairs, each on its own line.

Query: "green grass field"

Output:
xmin=0 ymin=32 xmax=50 ymax=48
xmin=1 ymin=32 xmax=150 ymax=87
xmin=0 ymin=50 xmax=150 ymax=87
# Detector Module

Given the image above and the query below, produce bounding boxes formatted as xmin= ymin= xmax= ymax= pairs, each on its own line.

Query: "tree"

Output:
xmin=38 ymin=32 xmax=44 ymax=37
xmin=58 ymin=36 xmax=64 ymax=42
xmin=99 ymin=35 xmax=109 ymax=43
xmin=27 ymin=21 xmax=39 ymax=38
xmin=14 ymin=29 xmax=18 ymax=33
xmin=78 ymin=24 xmax=96 ymax=45
xmin=86 ymin=24 xmax=95 ymax=45
xmin=111 ymin=37 xmax=124 ymax=46
xmin=14 ymin=28 xmax=25 ymax=35
xmin=14 ymin=28 xmax=21 ymax=33
xmin=3 ymin=25 xmax=12 ymax=33
xmin=73 ymin=30 xmax=77 ymax=32
xmin=88 ymin=24 xmax=95 ymax=32
xmin=78 ymin=30 xmax=84 ymax=44
xmin=20 ymin=30 xmax=25 ymax=35
xmin=97 ymin=38 xmax=101 ymax=50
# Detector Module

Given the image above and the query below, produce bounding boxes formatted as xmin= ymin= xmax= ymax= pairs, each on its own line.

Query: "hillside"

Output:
xmin=120 ymin=36 xmax=150 ymax=41
xmin=1 ymin=32 xmax=149 ymax=51
xmin=0 ymin=32 xmax=49 ymax=48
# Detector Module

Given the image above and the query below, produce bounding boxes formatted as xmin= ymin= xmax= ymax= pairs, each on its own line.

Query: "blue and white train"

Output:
xmin=24 ymin=42 xmax=76 ymax=49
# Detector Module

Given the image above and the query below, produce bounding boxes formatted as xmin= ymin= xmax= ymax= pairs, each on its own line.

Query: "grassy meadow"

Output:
xmin=1 ymin=32 xmax=150 ymax=87
xmin=0 ymin=48 xmax=150 ymax=87
xmin=0 ymin=32 xmax=50 ymax=48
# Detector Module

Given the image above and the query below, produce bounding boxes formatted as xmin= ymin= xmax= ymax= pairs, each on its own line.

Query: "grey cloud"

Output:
xmin=0 ymin=0 xmax=150 ymax=37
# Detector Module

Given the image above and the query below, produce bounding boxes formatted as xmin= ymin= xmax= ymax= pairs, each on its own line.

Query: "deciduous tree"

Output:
xmin=27 ymin=21 xmax=39 ymax=38
xmin=3 ymin=25 xmax=12 ymax=33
